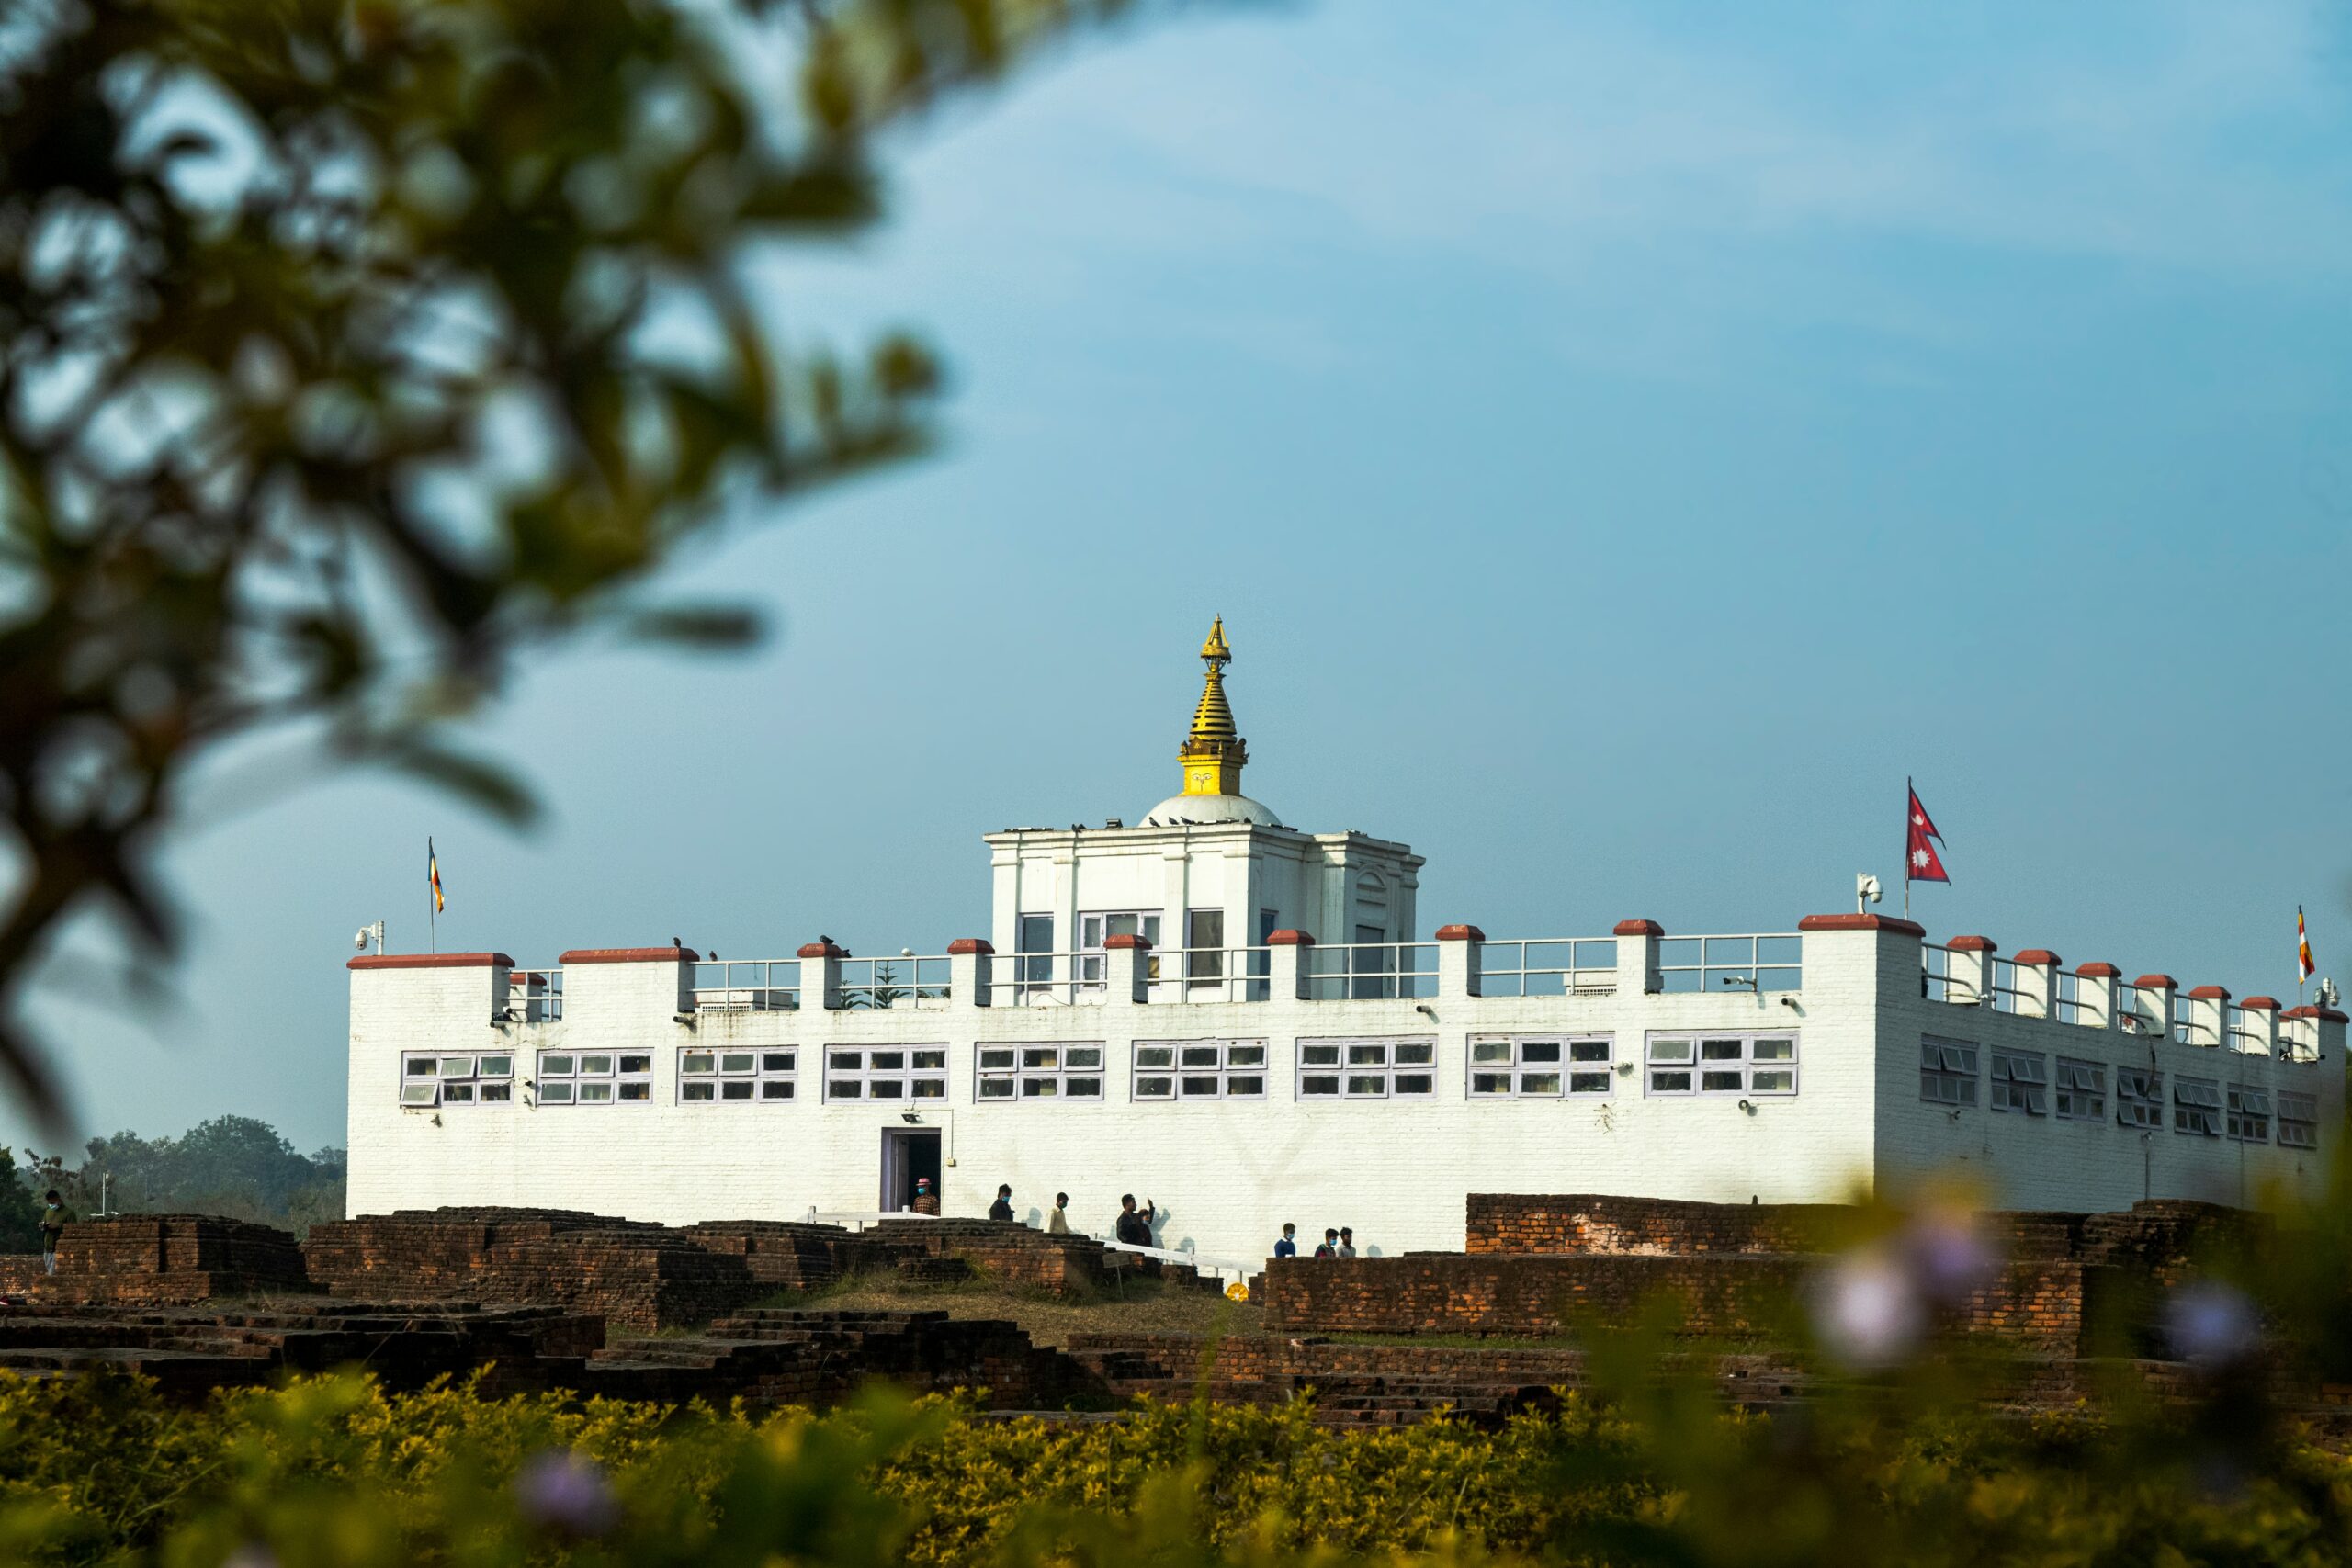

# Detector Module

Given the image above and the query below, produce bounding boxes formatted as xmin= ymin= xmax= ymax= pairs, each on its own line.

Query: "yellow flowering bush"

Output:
xmin=0 ymin=1359 xmax=2346 ymax=1566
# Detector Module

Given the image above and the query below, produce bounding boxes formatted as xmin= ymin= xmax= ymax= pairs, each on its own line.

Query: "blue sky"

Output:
xmin=15 ymin=0 xmax=2352 ymax=1156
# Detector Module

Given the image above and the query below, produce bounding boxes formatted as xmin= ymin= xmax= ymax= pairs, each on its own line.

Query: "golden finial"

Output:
xmin=1179 ymin=618 xmax=1246 ymax=795
xmin=1200 ymin=615 xmax=1231 ymax=666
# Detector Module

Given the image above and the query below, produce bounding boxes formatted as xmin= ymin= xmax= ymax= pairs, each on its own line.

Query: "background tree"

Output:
xmin=0 ymin=0 xmax=1134 ymax=1124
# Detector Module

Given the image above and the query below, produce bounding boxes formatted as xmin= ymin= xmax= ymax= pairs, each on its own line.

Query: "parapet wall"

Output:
xmin=1465 ymin=1194 xmax=1859 ymax=1257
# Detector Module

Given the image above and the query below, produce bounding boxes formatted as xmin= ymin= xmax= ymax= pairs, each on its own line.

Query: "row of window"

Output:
xmin=1919 ymin=1036 xmax=2317 ymax=1148
xmin=398 ymin=1033 xmax=1800 ymax=1107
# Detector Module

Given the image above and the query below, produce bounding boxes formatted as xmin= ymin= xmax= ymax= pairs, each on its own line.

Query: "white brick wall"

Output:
xmin=345 ymin=926 xmax=2340 ymax=1267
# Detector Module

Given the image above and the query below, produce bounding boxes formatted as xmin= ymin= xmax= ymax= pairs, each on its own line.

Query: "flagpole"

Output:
xmin=429 ymin=838 xmax=437 ymax=954
xmin=1904 ymin=776 xmax=1912 ymax=921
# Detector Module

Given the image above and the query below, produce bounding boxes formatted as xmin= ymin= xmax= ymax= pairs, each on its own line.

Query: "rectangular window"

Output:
xmin=1297 ymin=1038 xmax=1437 ymax=1100
xmin=1185 ymin=910 xmax=1226 ymax=991
xmin=1079 ymin=912 xmax=1162 ymax=987
xmin=1132 ymin=1040 xmax=1266 ymax=1100
xmin=1647 ymin=1033 xmax=1798 ymax=1097
xmin=2279 ymin=1090 xmax=2319 ymax=1149
xmin=1989 ymin=1048 xmax=2048 ymax=1116
xmin=535 ymin=1050 xmax=648 ymax=1106
xmin=976 ymin=1043 xmax=1105 ymax=1101
xmin=2055 ymin=1057 xmax=2106 ymax=1122
xmin=1467 ymin=1035 xmax=1612 ymax=1098
xmin=2172 ymin=1076 xmax=2222 ymax=1137
xmin=2226 ymin=1084 xmax=2270 ymax=1144
xmin=1017 ymin=914 xmax=1056 ymax=995
xmin=1919 ymin=1036 xmax=1978 ymax=1107
xmin=2116 ymin=1066 xmax=2163 ymax=1130
xmin=680 ymin=1046 xmax=796 ymax=1103
xmin=823 ymin=1046 xmax=948 ymax=1103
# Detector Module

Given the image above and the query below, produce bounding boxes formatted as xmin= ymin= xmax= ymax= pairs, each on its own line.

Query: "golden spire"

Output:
xmin=1178 ymin=616 xmax=1248 ymax=796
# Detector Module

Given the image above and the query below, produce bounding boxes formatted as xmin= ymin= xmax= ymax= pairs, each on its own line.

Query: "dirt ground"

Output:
xmin=788 ymin=1271 xmax=1266 ymax=1348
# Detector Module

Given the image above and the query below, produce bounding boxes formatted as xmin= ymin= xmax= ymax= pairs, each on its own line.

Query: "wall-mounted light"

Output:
xmin=900 ymin=1111 xmax=922 ymax=1125
xmin=1736 ymin=1099 xmax=1756 ymax=1115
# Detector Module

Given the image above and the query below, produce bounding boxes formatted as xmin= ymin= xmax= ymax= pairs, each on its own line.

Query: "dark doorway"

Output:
xmin=880 ymin=1128 xmax=942 ymax=1213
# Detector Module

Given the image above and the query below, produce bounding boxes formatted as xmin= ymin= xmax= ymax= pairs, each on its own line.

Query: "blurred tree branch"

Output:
xmin=0 ymin=0 xmax=1136 ymax=1124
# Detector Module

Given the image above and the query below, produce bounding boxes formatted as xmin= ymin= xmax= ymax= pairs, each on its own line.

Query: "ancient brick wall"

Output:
xmin=1258 ymin=1253 xmax=1813 ymax=1338
xmin=1464 ymin=1194 xmax=1856 ymax=1257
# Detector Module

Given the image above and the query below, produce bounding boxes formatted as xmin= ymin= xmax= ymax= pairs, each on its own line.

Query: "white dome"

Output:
xmin=1140 ymin=793 xmax=1283 ymax=828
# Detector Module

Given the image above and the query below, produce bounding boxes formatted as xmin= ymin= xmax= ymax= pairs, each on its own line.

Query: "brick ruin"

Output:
xmin=0 ymin=1195 xmax=2312 ymax=1431
xmin=1262 ymin=1193 xmax=2277 ymax=1359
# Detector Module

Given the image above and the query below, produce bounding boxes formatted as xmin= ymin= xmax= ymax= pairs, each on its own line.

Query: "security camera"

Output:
xmin=354 ymin=929 xmax=370 ymax=951
xmin=1856 ymin=874 xmax=1883 ymax=913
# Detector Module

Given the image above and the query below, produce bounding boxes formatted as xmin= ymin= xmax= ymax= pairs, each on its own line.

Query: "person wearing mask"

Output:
xmin=1337 ymin=1227 xmax=1357 ymax=1258
xmin=1046 ymin=1192 xmax=1072 ymax=1235
xmin=1114 ymin=1193 xmax=1157 ymax=1247
xmin=1313 ymin=1227 xmax=1339 ymax=1258
xmin=988 ymin=1184 xmax=1015 ymax=1223
xmin=37 ymin=1190 xmax=70 ymax=1276
xmin=911 ymin=1176 xmax=939 ymax=1216
xmin=1272 ymin=1223 xmax=1298 ymax=1258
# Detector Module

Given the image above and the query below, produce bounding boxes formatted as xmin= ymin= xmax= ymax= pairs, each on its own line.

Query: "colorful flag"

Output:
xmin=2299 ymin=906 xmax=2315 ymax=984
xmin=429 ymin=838 xmax=445 ymax=914
xmin=1905 ymin=783 xmax=1950 ymax=885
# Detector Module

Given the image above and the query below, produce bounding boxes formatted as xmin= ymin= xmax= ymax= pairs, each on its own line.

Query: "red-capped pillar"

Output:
xmin=1613 ymin=919 xmax=1664 ymax=996
xmin=1104 ymin=932 xmax=1152 ymax=1005
xmin=559 ymin=944 xmax=700 ymax=1015
xmin=2075 ymin=963 xmax=2122 ymax=1030
xmin=2185 ymin=984 xmax=2230 ymax=1050
xmin=1267 ymin=929 xmax=1316 ymax=1001
xmin=947 ymin=938 xmax=994 ymax=1010
xmin=2135 ymin=975 xmax=2179 ymax=1042
xmin=1945 ymin=934 xmax=1997 ymax=1007
xmin=1436 ymin=924 xmax=1485 ymax=1000
xmin=2236 ymin=995 xmax=2280 ymax=1056
xmin=2012 ymin=949 xmax=2062 ymax=1020
xmin=797 ymin=939 xmax=845 ymax=1010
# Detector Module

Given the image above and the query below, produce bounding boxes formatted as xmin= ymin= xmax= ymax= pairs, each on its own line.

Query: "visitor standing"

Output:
xmin=1313 ymin=1227 xmax=1339 ymax=1258
xmin=1273 ymin=1223 xmax=1297 ymax=1258
xmin=38 ymin=1190 xmax=69 ymax=1276
xmin=989 ymin=1184 xmax=1014 ymax=1223
xmin=1114 ymin=1193 xmax=1157 ymax=1247
xmin=1338 ymin=1227 xmax=1357 ymax=1258
xmin=1047 ymin=1192 xmax=1071 ymax=1235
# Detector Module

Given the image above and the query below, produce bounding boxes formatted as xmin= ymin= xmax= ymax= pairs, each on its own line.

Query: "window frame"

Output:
xmin=1645 ymin=1032 xmax=1799 ymax=1099
xmin=821 ymin=1045 xmax=949 ymax=1103
xmin=2171 ymin=1075 xmax=2222 ymax=1137
xmin=534 ymin=1049 xmax=651 ymax=1106
xmin=1919 ymin=1035 xmax=1979 ymax=1108
xmin=1131 ymin=1039 xmax=1268 ymax=1101
xmin=2116 ymin=1065 xmax=2163 ymax=1130
xmin=678 ymin=1046 xmax=797 ymax=1105
xmin=2225 ymin=1083 xmax=2271 ymax=1144
xmin=2054 ymin=1056 xmax=2106 ymax=1122
xmin=1989 ymin=1047 xmax=2049 ymax=1116
xmin=401 ymin=1052 xmax=516 ymax=1108
xmin=1297 ymin=1037 xmax=1439 ymax=1100
xmin=976 ymin=1042 xmax=1106 ymax=1103
xmin=2278 ymin=1089 xmax=2319 ymax=1149
xmin=1466 ymin=1034 xmax=1614 ymax=1099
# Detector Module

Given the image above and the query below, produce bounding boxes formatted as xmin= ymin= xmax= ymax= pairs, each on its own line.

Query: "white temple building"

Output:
xmin=346 ymin=623 xmax=2345 ymax=1265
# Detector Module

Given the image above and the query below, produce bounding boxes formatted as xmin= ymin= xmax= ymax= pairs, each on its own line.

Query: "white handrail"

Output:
xmin=1097 ymin=1235 xmax=1254 ymax=1280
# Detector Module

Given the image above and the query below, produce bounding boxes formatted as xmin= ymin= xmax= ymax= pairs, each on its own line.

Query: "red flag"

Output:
xmin=1906 ymin=784 xmax=1949 ymax=885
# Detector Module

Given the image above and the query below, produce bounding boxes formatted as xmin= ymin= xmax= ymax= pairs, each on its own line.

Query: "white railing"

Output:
xmin=1657 ymin=934 xmax=1802 ymax=994
xmin=506 ymin=968 xmax=563 ymax=1022
xmin=2224 ymin=1003 xmax=2264 ymax=1055
xmin=989 ymin=953 xmax=1098 ymax=1008
xmin=1920 ymin=943 xmax=1974 ymax=1005
xmin=1151 ymin=946 xmax=1273 ymax=1003
xmin=1982 ymin=957 xmax=2024 ymax=1014
xmin=2116 ymin=981 xmax=2153 ymax=1034
xmin=1097 ymin=1235 xmax=1255 ymax=1285
xmin=1304 ymin=942 xmax=1437 ymax=1001
xmin=693 ymin=960 xmax=800 ymax=1012
xmin=1477 ymin=938 xmax=1618 ymax=998
xmin=2054 ymin=970 xmax=2095 ymax=1027
xmin=838 ymin=956 xmax=952 ymax=1010
xmin=806 ymin=1208 xmax=940 ymax=1228
xmin=2171 ymin=993 xmax=2196 ymax=1045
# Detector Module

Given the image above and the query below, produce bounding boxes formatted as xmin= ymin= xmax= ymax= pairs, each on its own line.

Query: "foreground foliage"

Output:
xmin=0 ymin=1362 xmax=2346 ymax=1567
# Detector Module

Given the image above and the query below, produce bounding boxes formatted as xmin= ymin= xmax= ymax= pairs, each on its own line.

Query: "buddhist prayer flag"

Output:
xmin=429 ymin=838 xmax=445 ymax=914
xmin=2299 ymin=906 xmax=2315 ymax=985
xmin=1905 ymin=782 xmax=1950 ymax=885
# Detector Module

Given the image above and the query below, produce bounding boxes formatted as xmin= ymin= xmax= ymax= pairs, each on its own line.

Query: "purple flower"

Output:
xmin=514 ymin=1449 xmax=618 ymax=1539
xmin=1900 ymin=1208 xmax=2000 ymax=1307
xmin=2163 ymin=1280 xmax=2262 ymax=1369
xmin=1812 ymin=1250 xmax=1925 ymax=1369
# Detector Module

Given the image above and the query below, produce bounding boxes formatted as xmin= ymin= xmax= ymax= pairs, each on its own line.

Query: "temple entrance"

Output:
xmin=879 ymin=1128 xmax=942 ymax=1213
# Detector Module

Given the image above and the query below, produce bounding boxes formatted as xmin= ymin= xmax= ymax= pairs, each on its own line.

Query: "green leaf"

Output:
xmin=375 ymin=740 xmax=540 ymax=828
